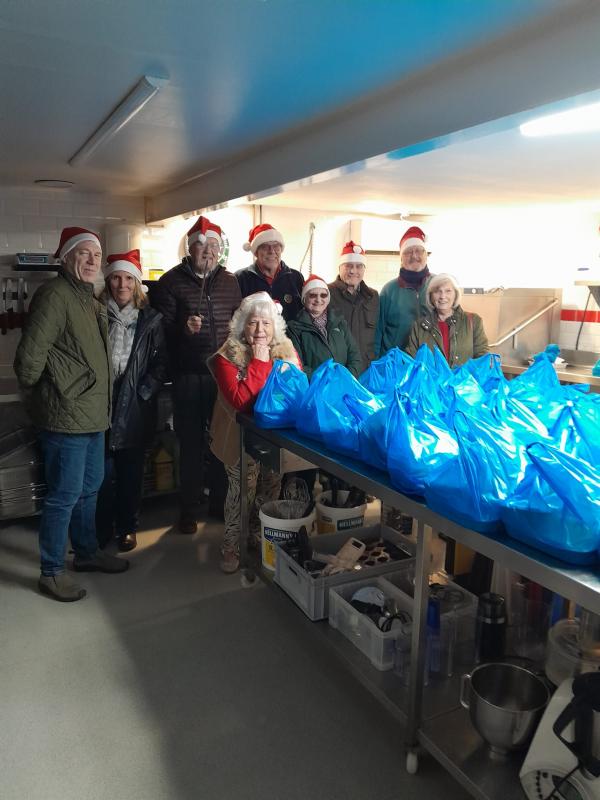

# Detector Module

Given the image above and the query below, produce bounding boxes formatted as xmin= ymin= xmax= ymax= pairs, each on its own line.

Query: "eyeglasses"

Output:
xmin=402 ymin=247 xmax=426 ymax=257
xmin=307 ymin=292 xmax=329 ymax=300
xmin=259 ymin=243 xmax=282 ymax=253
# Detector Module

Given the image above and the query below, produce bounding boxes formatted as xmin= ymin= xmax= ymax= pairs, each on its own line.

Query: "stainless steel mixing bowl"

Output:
xmin=460 ymin=662 xmax=550 ymax=757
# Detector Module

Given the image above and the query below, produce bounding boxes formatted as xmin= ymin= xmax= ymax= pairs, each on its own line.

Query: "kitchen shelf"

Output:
xmin=238 ymin=414 xmax=600 ymax=800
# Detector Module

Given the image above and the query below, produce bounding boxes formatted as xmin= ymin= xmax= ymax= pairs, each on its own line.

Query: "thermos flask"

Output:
xmin=475 ymin=593 xmax=506 ymax=662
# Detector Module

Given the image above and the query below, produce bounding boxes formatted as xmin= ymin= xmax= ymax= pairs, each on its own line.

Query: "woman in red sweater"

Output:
xmin=208 ymin=292 xmax=301 ymax=573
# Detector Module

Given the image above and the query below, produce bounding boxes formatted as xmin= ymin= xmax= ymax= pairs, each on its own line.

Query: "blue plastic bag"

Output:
xmin=424 ymin=411 xmax=512 ymax=533
xmin=508 ymin=357 xmax=588 ymax=428
xmin=359 ymin=347 xmax=414 ymax=399
xmin=296 ymin=360 xmax=383 ymax=456
xmin=387 ymin=390 xmax=459 ymax=496
xmin=357 ymin=405 xmax=391 ymax=471
xmin=500 ymin=442 xmax=600 ymax=565
xmin=548 ymin=401 xmax=600 ymax=465
xmin=254 ymin=360 xmax=309 ymax=428
xmin=464 ymin=352 xmax=506 ymax=393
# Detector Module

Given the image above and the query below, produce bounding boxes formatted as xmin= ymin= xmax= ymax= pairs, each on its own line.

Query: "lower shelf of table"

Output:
xmin=419 ymin=709 xmax=526 ymax=800
xmin=271 ymin=582 xmax=527 ymax=800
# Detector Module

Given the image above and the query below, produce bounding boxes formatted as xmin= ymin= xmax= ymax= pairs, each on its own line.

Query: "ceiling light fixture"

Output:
xmin=520 ymin=100 xmax=600 ymax=137
xmin=69 ymin=75 xmax=169 ymax=166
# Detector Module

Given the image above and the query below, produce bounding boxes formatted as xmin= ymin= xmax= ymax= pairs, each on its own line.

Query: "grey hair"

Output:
xmin=426 ymin=272 xmax=462 ymax=311
xmin=229 ymin=291 xmax=288 ymax=343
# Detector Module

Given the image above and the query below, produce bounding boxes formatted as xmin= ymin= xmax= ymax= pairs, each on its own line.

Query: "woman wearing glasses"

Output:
xmin=286 ymin=275 xmax=362 ymax=379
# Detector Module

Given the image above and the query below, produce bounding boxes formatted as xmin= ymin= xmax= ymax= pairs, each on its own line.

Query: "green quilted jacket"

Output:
xmin=14 ymin=271 xmax=111 ymax=433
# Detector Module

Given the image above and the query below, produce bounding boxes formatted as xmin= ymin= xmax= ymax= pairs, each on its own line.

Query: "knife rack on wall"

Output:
xmin=0 ymin=277 xmax=28 ymax=335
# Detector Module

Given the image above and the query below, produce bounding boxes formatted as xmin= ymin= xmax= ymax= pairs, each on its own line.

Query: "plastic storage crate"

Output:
xmin=328 ymin=576 xmax=414 ymax=670
xmin=274 ymin=525 xmax=415 ymax=621
xmin=381 ymin=566 xmax=478 ymax=675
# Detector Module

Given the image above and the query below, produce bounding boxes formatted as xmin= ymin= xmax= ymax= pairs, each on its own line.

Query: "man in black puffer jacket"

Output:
xmin=236 ymin=223 xmax=303 ymax=322
xmin=153 ymin=216 xmax=241 ymax=534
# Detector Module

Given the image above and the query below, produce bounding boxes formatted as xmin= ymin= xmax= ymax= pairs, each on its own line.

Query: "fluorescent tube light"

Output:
xmin=520 ymin=101 xmax=600 ymax=137
xmin=69 ymin=75 xmax=168 ymax=166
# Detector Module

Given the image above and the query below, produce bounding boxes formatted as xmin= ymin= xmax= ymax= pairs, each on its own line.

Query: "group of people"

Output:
xmin=13 ymin=217 xmax=489 ymax=600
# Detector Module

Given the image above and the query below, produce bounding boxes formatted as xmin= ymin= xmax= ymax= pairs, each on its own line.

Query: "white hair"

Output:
xmin=426 ymin=272 xmax=462 ymax=310
xmin=229 ymin=291 xmax=287 ymax=343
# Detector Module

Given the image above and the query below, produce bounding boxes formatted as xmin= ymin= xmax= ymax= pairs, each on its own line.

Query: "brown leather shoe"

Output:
xmin=178 ymin=515 xmax=197 ymax=535
xmin=118 ymin=533 xmax=137 ymax=552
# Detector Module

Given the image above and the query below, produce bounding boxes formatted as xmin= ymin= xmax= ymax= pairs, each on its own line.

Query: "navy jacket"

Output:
xmin=235 ymin=261 xmax=303 ymax=322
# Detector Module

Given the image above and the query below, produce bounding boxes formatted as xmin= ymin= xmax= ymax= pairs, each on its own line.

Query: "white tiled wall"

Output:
xmin=0 ymin=187 xmax=145 ymax=267
xmin=0 ymin=186 xmax=146 ymax=375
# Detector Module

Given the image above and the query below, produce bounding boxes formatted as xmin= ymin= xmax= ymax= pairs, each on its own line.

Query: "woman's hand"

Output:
xmin=251 ymin=343 xmax=270 ymax=362
xmin=186 ymin=314 xmax=203 ymax=334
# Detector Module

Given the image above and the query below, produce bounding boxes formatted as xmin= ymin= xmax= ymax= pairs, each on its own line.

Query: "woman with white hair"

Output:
xmin=405 ymin=273 xmax=489 ymax=366
xmin=208 ymin=291 xmax=301 ymax=573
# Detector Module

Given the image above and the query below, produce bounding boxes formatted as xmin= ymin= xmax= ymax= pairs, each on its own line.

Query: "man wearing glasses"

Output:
xmin=236 ymin=223 xmax=303 ymax=322
xmin=374 ymin=226 xmax=433 ymax=357
xmin=154 ymin=216 xmax=241 ymax=534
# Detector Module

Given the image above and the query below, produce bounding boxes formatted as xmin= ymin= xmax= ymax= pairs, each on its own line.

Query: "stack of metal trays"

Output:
xmin=0 ymin=427 xmax=45 ymax=520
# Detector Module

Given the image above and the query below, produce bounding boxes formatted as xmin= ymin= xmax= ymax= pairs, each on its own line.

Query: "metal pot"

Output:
xmin=460 ymin=662 xmax=550 ymax=758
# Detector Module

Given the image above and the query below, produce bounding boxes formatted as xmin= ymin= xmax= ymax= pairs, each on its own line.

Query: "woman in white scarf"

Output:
xmin=96 ymin=250 xmax=168 ymax=552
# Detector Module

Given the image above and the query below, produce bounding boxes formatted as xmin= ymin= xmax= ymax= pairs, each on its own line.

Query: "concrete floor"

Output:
xmin=0 ymin=499 xmax=468 ymax=800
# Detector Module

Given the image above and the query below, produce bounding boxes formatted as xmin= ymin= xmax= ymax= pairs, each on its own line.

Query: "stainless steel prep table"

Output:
xmin=237 ymin=413 xmax=600 ymax=800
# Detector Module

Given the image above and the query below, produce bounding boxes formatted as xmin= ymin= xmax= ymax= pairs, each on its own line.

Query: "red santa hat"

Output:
xmin=103 ymin=249 xmax=143 ymax=283
xmin=301 ymin=274 xmax=329 ymax=301
xmin=186 ymin=216 xmax=223 ymax=249
xmin=399 ymin=226 xmax=428 ymax=255
xmin=54 ymin=226 xmax=101 ymax=260
xmin=242 ymin=223 xmax=285 ymax=254
xmin=339 ymin=240 xmax=366 ymax=266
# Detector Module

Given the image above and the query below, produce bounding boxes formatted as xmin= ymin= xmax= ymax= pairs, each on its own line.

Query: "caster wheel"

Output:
xmin=406 ymin=751 xmax=418 ymax=775
xmin=240 ymin=569 xmax=258 ymax=588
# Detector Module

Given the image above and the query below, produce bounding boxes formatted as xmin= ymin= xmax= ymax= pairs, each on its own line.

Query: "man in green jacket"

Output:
xmin=374 ymin=226 xmax=432 ymax=357
xmin=328 ymin=241 xmax=379 ymax=375
xmin=14 ymin=226 xmax=128 ymax=602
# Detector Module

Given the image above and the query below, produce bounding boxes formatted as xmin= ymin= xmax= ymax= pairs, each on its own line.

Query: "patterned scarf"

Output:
xmin=312 ymin=311 xmax=328 ymax=340
xmin=107 ymin=298 xmax=139 ymax=377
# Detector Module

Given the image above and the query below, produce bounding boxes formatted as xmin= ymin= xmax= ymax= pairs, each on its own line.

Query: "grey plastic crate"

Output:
xmin=380 ymin=569 xmax=478 ymax=674
xmin=329 ymin=576 xmax=413 ymax=670
xmin=274 ymin=525 xmax=415 ymax=621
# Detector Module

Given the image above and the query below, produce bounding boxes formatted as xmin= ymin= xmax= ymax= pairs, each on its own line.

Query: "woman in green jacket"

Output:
xmin=405 ymin=273 xmax=489 ymax=367
xmin=287 ymin=275 xmax=362 ymax=379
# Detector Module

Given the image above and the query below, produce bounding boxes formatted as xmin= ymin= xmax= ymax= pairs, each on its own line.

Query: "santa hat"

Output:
xmin=399 ymin=226 xmax=428 ymax=255
xmin=243 ymin=223 xmax=285 ymax=254
xmin=339 ymin=240 xmax=366 ymax=266
xmin=103 ymin=249 xmax=143 ymax=283
xmin=301 ymin=274 xmax=329 ymax=301
xmin=54 ymin=226 xmax=101 ymax=260
xmin=186 ymin=216 xmax=223 ymax=249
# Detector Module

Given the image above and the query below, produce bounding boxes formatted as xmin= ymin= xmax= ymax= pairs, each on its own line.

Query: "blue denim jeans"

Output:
xmin=38 ymin=431 xmax=105 ymax=576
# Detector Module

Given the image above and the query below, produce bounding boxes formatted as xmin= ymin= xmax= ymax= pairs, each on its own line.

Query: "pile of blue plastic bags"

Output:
xmin=253 ymin=345 xmax=600 ymax=565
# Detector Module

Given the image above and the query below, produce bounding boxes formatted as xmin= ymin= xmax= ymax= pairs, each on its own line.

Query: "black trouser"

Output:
xmin=96 ymin=447 xmax=146 ymax=546
xmin=173 ymin=372 xmax=225 ymax=518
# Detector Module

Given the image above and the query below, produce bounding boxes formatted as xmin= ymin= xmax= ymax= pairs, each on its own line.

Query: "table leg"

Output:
xmin=405 ymin=519 xmax=432 ymax=760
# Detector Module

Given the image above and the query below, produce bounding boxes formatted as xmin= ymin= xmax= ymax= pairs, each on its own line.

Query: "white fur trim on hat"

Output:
xmin=59 ymin=232 xmax=101 ymax=261
xmin=301 ymin=277 xmax=329 ymax=301
xmin=340 ymin=253 xmax=366 ymax=266
xmin=188 ymin=232 xmax=206 ymax=247
xmin=247 ymin=228 xmax=285 ymax=255
xmin=400 ymin=236 xmax=427 ymax=255
xmin=103 ymin=260 xmax=143 ymax=283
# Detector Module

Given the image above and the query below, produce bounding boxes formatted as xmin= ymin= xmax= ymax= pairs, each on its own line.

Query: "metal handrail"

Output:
xmin=489 ymin=298 xmax=559 ymax=347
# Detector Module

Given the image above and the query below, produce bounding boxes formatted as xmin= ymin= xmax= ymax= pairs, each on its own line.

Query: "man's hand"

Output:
xmin=251 ymin=343 xmax=270 ymax=362
xmin=186 ymin=315 xmax=203 ymax=334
